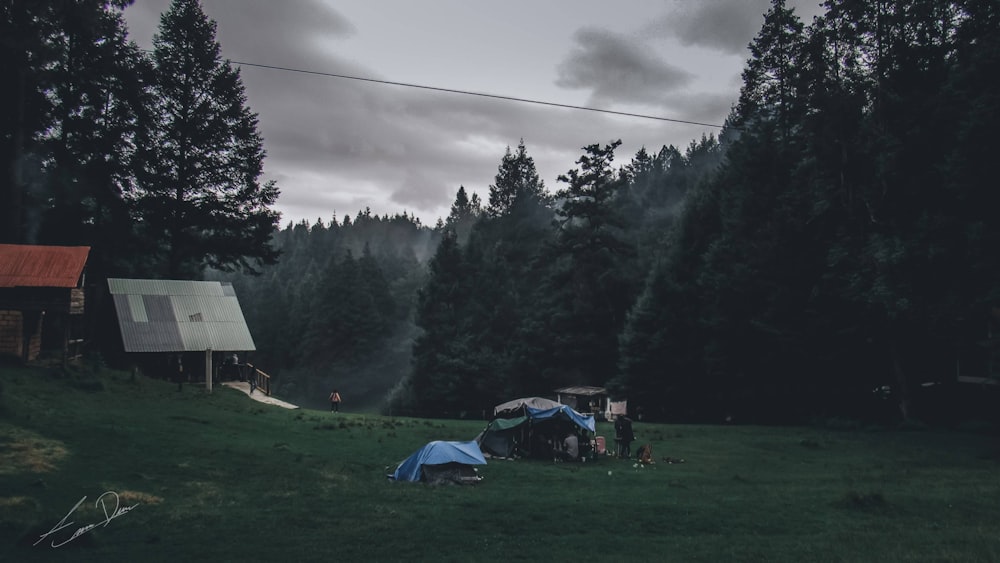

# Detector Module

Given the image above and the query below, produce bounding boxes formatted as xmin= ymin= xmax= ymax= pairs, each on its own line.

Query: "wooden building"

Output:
xmin=554 ymin=386 xmax=609 ymax=418
xmin=0 ymin=244 xmax=90 ymax=362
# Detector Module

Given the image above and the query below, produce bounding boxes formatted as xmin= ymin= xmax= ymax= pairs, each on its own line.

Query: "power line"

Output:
xmin=225 ymin=58 xmax=727 ymax=129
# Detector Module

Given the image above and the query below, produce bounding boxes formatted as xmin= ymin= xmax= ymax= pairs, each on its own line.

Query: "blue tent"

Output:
xmin=390 ymin=440 xmax=487 ymax=483
xmin=526 ymin=405 xmax=596 ymax=433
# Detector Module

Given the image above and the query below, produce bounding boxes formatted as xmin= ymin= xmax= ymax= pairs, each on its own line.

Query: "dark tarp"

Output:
xmin=493 ymin=397 xmax=561 ymax=417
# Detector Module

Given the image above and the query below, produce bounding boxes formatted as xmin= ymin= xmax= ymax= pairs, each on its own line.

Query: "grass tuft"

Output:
xmin=0 ymin=428 xmax=69 ymax=474
xmin=977 ymin=449 xmax=1000 ymax=461
xmin=167 ymin=415 xmax=209 ymax=425
xmin=836 ymin=490 xmax=889 ymax=512
xmin=896 ymin=419 xmax=930 ymax=432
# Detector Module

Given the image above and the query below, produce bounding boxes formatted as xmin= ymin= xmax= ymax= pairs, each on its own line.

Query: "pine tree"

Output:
xmin=137 ymin=0 xmax=279 ymax=278
xmin=0 ymin=0 xmax=140 ymax=248
xmin=736 ymin=0 xmax=807 ymax=136
xmin=356 ymin=242 xmax=396 ymax=348
xmin=443 ymin=185 xmax=481 ymax=245
xmin=38 ymin=2 xmax=151 ymax=277
xmin=486 ymin=139 xmax=549 ymax=218
xmin=407 ymin=231 xmax=476 ymax=416
xmin=1 ymin=1 xmax=59 ymax=243
xmin=542 ymin=140 xmax=636 ymax=388
xmin=432 ymin=142 xmax=557 ymax=405
xmin=609 ymin=140 xmax=727 ymax=420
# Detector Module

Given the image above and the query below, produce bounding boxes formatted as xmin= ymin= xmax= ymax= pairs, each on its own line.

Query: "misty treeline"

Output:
xmin=5 ymin=0 xmax=999 ymax=425
xmin=215 ymin=210 xmax=440 ymax=412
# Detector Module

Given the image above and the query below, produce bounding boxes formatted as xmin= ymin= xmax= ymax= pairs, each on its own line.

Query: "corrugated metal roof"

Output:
xmin=0 ymin=244 xmax=90 ymax=288
xmin=108 ymin=278 xmax=256 ymax=353
xmin=554 ymin=386 xmax=607 ymax=396
xmin=108 ymin=278 xmax=226 ymax=296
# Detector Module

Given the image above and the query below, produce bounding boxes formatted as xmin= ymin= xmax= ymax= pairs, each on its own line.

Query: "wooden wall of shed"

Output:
xmin=0 ymin=310 xmax=43 ymax=361
xmin=70 ymin=288 xmax=85 ymax=314
xmin=0 ymin=310 xmax=21 ymax=358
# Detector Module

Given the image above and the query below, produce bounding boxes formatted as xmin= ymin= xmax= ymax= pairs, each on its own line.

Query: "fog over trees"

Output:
xmin=4 ymin=0 xmax=998 ymax=423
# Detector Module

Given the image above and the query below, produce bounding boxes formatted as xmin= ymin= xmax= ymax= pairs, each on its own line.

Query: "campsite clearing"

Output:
xmin=1 ymin=365 xmax=999 ymax=562
xmin=478 ymin=398 xmax=595 ymax=460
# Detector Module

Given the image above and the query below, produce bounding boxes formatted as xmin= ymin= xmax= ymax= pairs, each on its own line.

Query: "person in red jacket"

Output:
xmin=329 ymin=389 xmax=342 ymax=412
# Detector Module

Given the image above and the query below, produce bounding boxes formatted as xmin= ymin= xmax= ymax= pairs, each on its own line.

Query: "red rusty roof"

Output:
xmin=0 ymin=244 xmax=90 ymax=288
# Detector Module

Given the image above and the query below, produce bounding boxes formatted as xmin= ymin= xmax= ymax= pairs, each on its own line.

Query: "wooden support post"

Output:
xmin=205 ymin=349 xmax=213 ymax=393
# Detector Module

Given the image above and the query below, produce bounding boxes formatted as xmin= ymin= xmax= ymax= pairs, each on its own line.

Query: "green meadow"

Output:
xmin=1 ymin=364 xmax=998 ymax=562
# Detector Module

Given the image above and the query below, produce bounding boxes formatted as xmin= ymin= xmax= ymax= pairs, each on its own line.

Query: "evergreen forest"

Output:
xmin=3 ymin=0 xmax=999 ymax=424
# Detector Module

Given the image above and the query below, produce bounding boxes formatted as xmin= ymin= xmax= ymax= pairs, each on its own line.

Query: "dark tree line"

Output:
xmin=202 ymin=0 xmax=1000 ymax=422
xmin=388 ymin=0 xmax=1000 ymax=423
xmin=2 ymin=0 xmax=279 ymax=360
xmin=391 ymin=137 xmax=723 ymax=418
xmin=606 ymin=0 xmax=1000 ymax=424
xmin=1 ymin=0 xmax=279 ymax=282
xmin=7 ymin=0 xmax=997 ymax=424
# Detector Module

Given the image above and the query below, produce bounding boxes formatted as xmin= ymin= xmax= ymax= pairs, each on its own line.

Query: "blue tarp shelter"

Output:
xmin=476 ymin=399 xmax=596 ymax=459
xmin=390 ymin=440 xmax=486 ymax=483
xmin=526 ymin=405 xmax=596 ymax=433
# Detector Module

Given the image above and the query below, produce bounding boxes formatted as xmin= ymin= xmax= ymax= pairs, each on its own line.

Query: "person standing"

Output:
xmin=620 ymin=415 xmax=635 ymax=459
xmin=175 ymin=355 xmax=184 ymax=392
xmin=329 ymin=389 xmax=341 ymax=412
xmin=614 ymin=415 xmax=624 ymax=458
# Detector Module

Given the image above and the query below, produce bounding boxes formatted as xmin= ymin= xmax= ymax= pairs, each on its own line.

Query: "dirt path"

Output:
xmin=221 ymin=381 xmax=299 ymax=409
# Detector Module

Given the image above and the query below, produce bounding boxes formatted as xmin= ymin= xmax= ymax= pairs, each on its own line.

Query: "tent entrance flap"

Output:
xmin=476 ymin=417 xmax=529 ymax=458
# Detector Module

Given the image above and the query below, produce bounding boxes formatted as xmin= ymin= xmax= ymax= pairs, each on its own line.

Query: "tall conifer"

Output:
xmin=138 ymin=0 xmax=279 ymax=278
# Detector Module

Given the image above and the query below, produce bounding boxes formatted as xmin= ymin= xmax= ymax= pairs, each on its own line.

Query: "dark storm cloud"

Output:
xmin=645 ymin=0 xmax=826 ymax=56
xmin=123 ymin=1 xmax=728 ymax=225
xmin=238 ymin=73 xmax=508 ymax=219
xmin=206 ymin=0 xmax=355 ymax=55
xmin=665 ymin=91 xmax=737 ymax=126
xmin=554 ymin=28 xmax=694 ymax=107
xmin=124 ymin=0 xmax=355 ymax=60
xmin=645 ymin=0 xmax=772 ymax=55
xmin=124 ymin=0 xmax=443 ymax=221
xmin=270 ymin=77 xmax=688 ymax=221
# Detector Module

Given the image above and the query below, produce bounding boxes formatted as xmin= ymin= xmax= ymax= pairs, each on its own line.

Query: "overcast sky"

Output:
xmin=123 ymin=0 xmax=823 ymax=227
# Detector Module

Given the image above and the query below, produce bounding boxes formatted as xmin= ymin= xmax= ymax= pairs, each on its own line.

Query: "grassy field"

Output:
xmin=1 ymin=363 xmax=998 ymax=562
